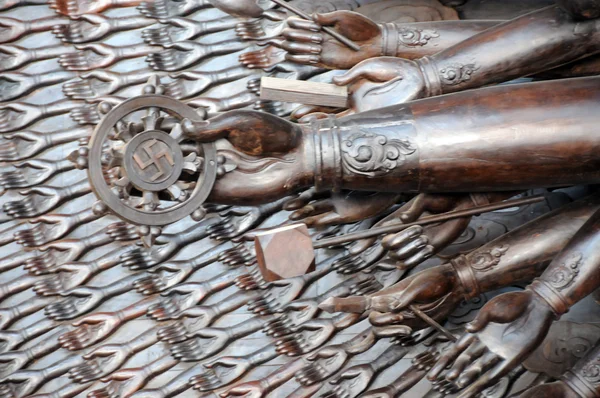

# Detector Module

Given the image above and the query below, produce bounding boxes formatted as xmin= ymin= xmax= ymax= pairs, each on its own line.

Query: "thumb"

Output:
xmin=63 ymin=287 xmax=90 ymax=297
xmin=312 ymin=11 xmax=346 ymax=27
xmin=465 ymin=307 xmax=495 ymax=333
xmin=13 ymin=159 xmax=36 ymax=168
xmin=79 ymin=14 xmax=105 ymax=24
xmin=282 ymin=187 xmax=318 ymax=211
xmin=162 ymin=286 xmax=190 ymax=296
xmin=302 ymin=211 xmax=341 ymax=227
xmin=18 ymin=187 xmax=39 ymax=195
xmin=398 ymin=194 xmax=428 ymax=223
xmin=101 ymin=371 xmax=129 ymax=382
xmin=205 ymin=357 xmax=229 ymax=368
xmin=4 ymin=131 xmax=31 ymax=140
xmin=74 ymin=43 xmax=103 ymax=52
xmin=332 ymin=61 xmax=381 ymax=86
xmin=72 ymin=315 xmax=99 ymax=326
xmin=313 ymin=11 xmax=379 ymax=39
xmin=168 ymin=71 xmax=196 ymax=79
xmin=164 ymin=41 xmax=193 ymax=51
xmin=3 ymin=103 xmax=25 ymax=111
xmin=307 ymin=349 xmax=330 ymax=361
xmin=339 ymin=368 xmax=361 ymax=379
xmin=55 ymin=263 xmax=75 ymax=272
xmin=80 ymin=70 xmax=106 ymax=80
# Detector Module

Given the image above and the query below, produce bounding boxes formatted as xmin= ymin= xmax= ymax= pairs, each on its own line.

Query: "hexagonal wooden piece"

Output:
xmin=253 ymin=223 xmax=315 ymax=282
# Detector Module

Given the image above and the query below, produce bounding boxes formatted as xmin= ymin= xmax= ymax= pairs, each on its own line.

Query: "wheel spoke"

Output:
xmin=170 ymin=123 xmax=183 ymax=142
xmin=142 ymin=109 xmax=159 ymax=131
xmin=182 ymin=153 xmax=198 ymax=173
xmin=139 ymin=190 xmax=160 ymax=211
xmin=166 ymin=184 xmax=183 ymax=201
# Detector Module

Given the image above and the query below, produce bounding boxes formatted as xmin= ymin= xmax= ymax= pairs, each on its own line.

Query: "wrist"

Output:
xmin=449 ymin=256 xmax=480 ymax=300
xmin=562 ymin=345 xmax=600 ymax=398
xmin=563 ymin=372 xmax=598 ymax=398
xmin=527 ymin=279 xmax=568 ymax=318
xmin=416 ymin=56 xmax=442 ymax=97
xmin=379 ymin=23 xmax=397 ymax=57
xmin=259 ymin=378 xmax=272 ymax=392
xmin=304 ymin=115 xmax=342 ymax=192
xmin=304 ymin=113 xmax=420 ymax=192
xmin=115 ymin=309 xmax=128 ymax=321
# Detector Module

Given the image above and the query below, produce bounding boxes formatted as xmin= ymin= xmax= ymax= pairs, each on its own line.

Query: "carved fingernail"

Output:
xmin=308 ymin=45 xmax=321 ymax=54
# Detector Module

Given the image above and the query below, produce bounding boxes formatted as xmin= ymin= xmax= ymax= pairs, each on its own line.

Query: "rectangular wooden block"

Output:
xmin=260 ymin=76 xmax=348 ymax=108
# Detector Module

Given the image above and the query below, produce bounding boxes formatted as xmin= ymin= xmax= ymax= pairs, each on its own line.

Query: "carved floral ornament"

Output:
xmin=470 ymin=244 xmax=509 ymax=272
xmin=547 ymin=252 xmax=583 ymax=291
xmin=340 ymin=131 xmax=416 ymax=177
xmin=439 ymin=63 xmax=480 ymax=85
xmin=582 ymin=359 xmax=600 ymax=385
xmin=398 ymin=27 xmax=440 ymax=47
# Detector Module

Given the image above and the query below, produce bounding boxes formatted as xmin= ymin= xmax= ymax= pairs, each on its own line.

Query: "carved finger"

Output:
xmin=286 ymin=17 xmax=320 ymax=32
xmin=382 ymin=226 xmax=423 ymax=250
xmin=428 ymin=333 xmax=476 ymax=381
xmin=457 ymin=360 xmax=511 ymax=398
xmin=401 ymin=246 xmax=435 ymax=269
xmin=281 ymin=41 xmax=322 ymax=55
xmin=283 ymin=188 xmax=321 ymax=210
xmin=455 ymin=351 xmax=500 ymax=389
xmin=444 ymin=341 xmax=486 ymax=381
xmin=282 ymin=29 xmax=323 ymax=44
xmin=387 ymin=234 xmax=428 ymax=259
xmin=368 ymin=311 xmax=404 ymax=327
xmin=285 ymin=53 xmax=320 ymax=65
xmin=302 ymin=211 xmax=348 ymax=227
xmin=289 ymin=198 xmax=333 ymax=220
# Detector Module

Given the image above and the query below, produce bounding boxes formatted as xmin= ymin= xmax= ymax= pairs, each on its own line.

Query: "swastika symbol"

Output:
xmin=133 ymin=139 xmax=175 ymax=182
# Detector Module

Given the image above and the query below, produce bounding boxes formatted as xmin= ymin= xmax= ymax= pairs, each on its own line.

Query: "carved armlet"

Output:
xmin=527 ymin=252 xmax=585 ymax=318
xmin=449 ymin=244 xmax=511 ymax=301
xmin=380 ymin=23 xmax=441 ymax=57
xmin=562 ymin=344 xmax=600 ymax=398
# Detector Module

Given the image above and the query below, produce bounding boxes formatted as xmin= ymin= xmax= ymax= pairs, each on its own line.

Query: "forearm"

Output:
xmin=453 ymin=195 xmax=600 ymax=299
xmin=127 ymin=328 xmax=158 ymax=352
xmin=118 ymin=296 xmax=158 ymax=320
xmin=343 ymin=328 xmax=377 ymax=354
xmin=105 ymin=274 xmax=140 ymax=296
xmin=112 ymin=0 xmax=143 ymax=7
xmin=561 ymin=342 xmax=600 ymax=397
xmin=202 ymin=16 xmax=238 ymax=33
xmin=50 ymin=126 xmax=91 ymax=145
xmin=113 ymin=16 xmax=154 ymax=31
xmin=146 ymin=354 xmax=178 ymax=376
xmin=211 ymin=65 xmax=254 ymax=85
xmin=213 ymin=290 xmax=259 ymax=314
xmin=27 ymin=327 xmax=65 ymax=359
xmin=382 ymin=20 xmax=501 ymax=60
xmin=31 ymin=45 xmax=75 ymax=60
xmin=263 ymin=358 xmax=306 ymax=390
xmin=117 ymin=44 xmax=156 ymax=59
xmin=94 ymin=246 xmax=132 ymax=272
xmin=30 ymin=15 xmax=69 ymax=31
xmin=535 ymin=53 xmax=600 ymax=79
xmin=529 ymin=208 xmax=600 ymax=316
xmin=419 ymin=6 xmax=600 ymax=95
xmin=308 ymin=77 xmax=600 ymax=193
